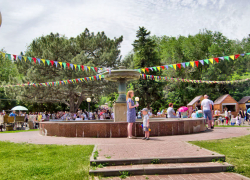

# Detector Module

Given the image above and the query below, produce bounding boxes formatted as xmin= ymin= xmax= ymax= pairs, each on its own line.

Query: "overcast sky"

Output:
xmin=0 ymin=0 xmax=250 ymax=59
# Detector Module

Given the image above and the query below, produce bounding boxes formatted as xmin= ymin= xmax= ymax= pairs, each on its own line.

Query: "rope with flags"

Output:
xmin=140 ymin=74 xmax=250 ymax=84
xmin=137 ymin=53 xmax=250 ymax=73
xmin=0 ymin=51 xmax=113 ymax=74
xmin=0 ymin=75 xmax=105 ymax=88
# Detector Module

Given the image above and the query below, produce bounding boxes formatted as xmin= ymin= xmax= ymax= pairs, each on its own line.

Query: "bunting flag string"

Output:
xmin=0 ymin=51 xmax=112 ymax=74
xmin=0 ymin=75 xmax=105 ymax=88
xmin=140 ymin=74 xmax=250 ymax=84
xmin=137 ymin=53 xmax=250 ymax=73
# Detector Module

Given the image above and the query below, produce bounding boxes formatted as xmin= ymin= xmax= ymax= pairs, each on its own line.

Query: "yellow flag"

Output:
xmin=141 ymin=69 xmax=145 ymax=73
xmin=41 ymin=59 xmax=45 ymax=65
xmin=1 ymin=52 xmax=5 ymax=57
xmin=209 ymin=58 xmax=214 ymax=64
xmin=173 ymin=64 xmax=177 ymax=70
xmin=58 ymin=62 xmax=62 ymax=67
xmin=157 ymin=66 xmax=161 ymax=71
xmin=190 ymin=61 xmax=195 ymax=67
xmin=74 ymin=64 xmax=77 ymax=70
xmin=99 ymin=75 xmax=102 ymax=79
xmin=100 ymin=68 xmax=103 ymax=71
xmin=229 ymin=55 xmax=235 ymax=60
xmin=87 ymin=66 xmax=90 ymax=71
xmin=23 ymin=56 xmax=27 ymax=62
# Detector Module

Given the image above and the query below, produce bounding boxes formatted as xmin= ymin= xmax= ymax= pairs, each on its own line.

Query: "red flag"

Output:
xmin=50 ymin=60 xmax=54 ymax=66
xmin=214 ymin=58 xmax=219 ymax=63
xmin=195 ymin=61 xmax=199 ymax=67
xmin=75 ymin=79 xmax=79 ymax=82
xmin=235 ymin=54 xmax=240 ymax=59
xmin=94 ymin=76 xmax=97 ymax=80
xmin=177 ymin=63 xmax=181 ymax=69
xmin=143 ymin=74 xmax=146 ymax=79
xmin=59 ymin=81 xmax=62 ymax=85
xmin=66 ymin=63 xmax=70 ymax=68
xmin=67 ymin=80 xmax=70 ymax=84
xmin=160 ymin=66 xmax=165 ymax=70
xmin=81 ymin=65 xmax=84 ymax=71
xmin=32 ymin=57 xmax=37 ymax=63
xmin=145 ymin=68 xmax=149 ymax=72
xmin=13 ymin=55 xmax=17 ymax=60
xmin=84 ymin=77 xmax=87 ymax=81
xmin=94 ymin=67 xmax=98 ymax=72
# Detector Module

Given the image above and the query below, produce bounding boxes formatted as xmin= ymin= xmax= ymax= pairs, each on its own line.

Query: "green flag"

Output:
xmin=169 ymin=65 xmax=173 ymax=68
xmin=204 ymin=59 xmax=209 ymax=64
xmin=246 ymin=53 xmax=250 ymax=56
xmin=62 ymin=62 xmax=66 ymax=69
xmin=6 ymin=54 xmax=11 ymax=60
xmin=185 ymin=62 xmax=190 ymax=67
xmin=46 ymin=60 xmax=50 ymax=66
xmin=224 ymin=56 xmax=229 ymax=61
xmin=77 ymin=65 xmax=81 ymax=71
xmin=28 ymin=57 xmax=32 ymax=62
xmin=152 ymin=67 xmax=157 ymax=71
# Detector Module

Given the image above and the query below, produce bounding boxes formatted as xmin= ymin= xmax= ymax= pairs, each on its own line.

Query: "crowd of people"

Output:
xmin=0 ymin=108 xmax=115 ymax=122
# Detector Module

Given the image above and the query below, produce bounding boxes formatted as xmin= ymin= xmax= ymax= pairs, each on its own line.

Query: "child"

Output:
xmin=142 ymin=108 xmax=150 ymax=140
xmin=224 ymin=108 xmax=229 ymax=125
xmin=236 ymin=113 xmax=241 ymax=126
xmin=191 ymin=109 xmax=197 ymax=119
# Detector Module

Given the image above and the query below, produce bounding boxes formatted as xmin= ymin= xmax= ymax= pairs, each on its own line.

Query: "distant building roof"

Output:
xmin=187 ymin=95 xmax=203 ymax=106
xmin=214 ymin=94 xmax=230 ymax=104
xmin=238 ymin=96 xmax=250 ymax=104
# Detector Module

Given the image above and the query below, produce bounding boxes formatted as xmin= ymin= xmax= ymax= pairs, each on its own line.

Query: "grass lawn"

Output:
xmin=214 ymin=125 xmax=249 ymax=127
xmin=0 ymin=141 xmax=94 ymax=180
xmin=190 ymin=134 xmax=250 ymax=178
xmin=0 ymin=129 xmax=39 ymax=133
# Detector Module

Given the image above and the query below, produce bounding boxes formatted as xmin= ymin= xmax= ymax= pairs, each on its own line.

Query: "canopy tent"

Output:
xmin=11 ymin=106 xmax=28 ymax=111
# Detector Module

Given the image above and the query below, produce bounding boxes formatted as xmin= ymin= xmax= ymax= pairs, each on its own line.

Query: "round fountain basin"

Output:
xmin=103 ymin=69 xmax=140 ymax=81
xmin=39 ymin=118 xmax=206 ymax=137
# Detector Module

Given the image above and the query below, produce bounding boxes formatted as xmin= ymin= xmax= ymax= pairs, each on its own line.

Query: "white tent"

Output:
xmin=11 ymin=106 xmax=28 ymax=111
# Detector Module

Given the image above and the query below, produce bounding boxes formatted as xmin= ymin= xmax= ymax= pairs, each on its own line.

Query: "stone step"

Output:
xmin=89 ymin=162 xmax=233 ymax=177
xmin=90 ymin=155 xmax=225 ymax=166
xmin=94 ymin=172 xmax=250 ymax=180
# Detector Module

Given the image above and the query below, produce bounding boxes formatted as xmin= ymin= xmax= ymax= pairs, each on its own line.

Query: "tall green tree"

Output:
xmin=0 ymin=51 xmax=20 ymax=111
xmin=7 ymin=29 xmax=122 ymax=112
xmin=131 ymin=27 xmax=166 ymax=111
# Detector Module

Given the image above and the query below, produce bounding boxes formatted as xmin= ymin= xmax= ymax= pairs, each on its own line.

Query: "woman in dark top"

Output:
xmin=195 ymin=100 xmax=201 ymax=110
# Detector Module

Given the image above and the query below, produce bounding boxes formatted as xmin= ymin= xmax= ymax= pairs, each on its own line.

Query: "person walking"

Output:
xmin=126 ymin=90 xmax=139 ymax=139
xmin=201 ymin=95 xmax=213 ymax=129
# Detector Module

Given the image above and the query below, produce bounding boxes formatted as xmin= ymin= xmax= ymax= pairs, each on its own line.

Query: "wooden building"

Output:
xmin=214 ymin=94 xmax=239 ymax=117
xmin=238 ymin=96 xmax=250 ymax=110
xmin=187 ymin=95 xmax=204 ymax=117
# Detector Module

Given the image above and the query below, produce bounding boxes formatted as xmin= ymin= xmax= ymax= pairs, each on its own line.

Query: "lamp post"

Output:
xmin=135 ymin=97 xmax=139 ymax=118
xmin=87 ymin=98 xmax=91 ymax=113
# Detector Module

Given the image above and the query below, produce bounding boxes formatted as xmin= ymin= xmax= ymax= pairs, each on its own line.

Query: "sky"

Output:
xmin=0 ymin=0 xmax=250 ymax=59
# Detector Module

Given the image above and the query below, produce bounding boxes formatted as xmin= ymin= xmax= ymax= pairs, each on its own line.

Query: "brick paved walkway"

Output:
xmin=1 ymin=127 xmax=250 ymax=179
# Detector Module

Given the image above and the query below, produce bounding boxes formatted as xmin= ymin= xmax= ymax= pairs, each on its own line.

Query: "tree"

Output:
xmin=0 ymin=51 xmax=20 ymax=111
xmin=7 ymin=29 xmax=122 ymax=112
xmin=131 ymin=27 xmax=166 ymax=112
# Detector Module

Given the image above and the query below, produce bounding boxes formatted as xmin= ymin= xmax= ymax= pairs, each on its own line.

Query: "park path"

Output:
xmin=1 ymin=127 xmax=250 ymax=180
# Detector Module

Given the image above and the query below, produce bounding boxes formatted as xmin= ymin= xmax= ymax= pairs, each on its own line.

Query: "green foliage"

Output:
xmin=190 ymin=134 xmax=250 ymax=177
xmin=93 ymin=150 xmax=99 ymax=160
xmin=154 ymin=29 xmax=250 ymax=108
xmin=151 ymin=159 xmax=160 ymax=164
xmin=130 ymin=27 xmax=166 ymax=111
xmin=0 ymin=141 xmax=94 ymax=179
xmin=6 ymin=30 xmax=122 ymax=112
xmin=0 ymin=129 xmax=39 ymax=133
xmin=0 ymin=51 xmax=21 ymax=111
xmin=119 ymin=171 xmax=130 ymax=179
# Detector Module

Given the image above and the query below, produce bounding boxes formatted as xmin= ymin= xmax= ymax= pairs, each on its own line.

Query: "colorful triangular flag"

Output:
xmin=229 ymin=55 xmax=234 ymax=60
xmin=209 ymin=58 xmax=213 ymax=64
xmin=199 ymin=60 xmax=204 ymax=65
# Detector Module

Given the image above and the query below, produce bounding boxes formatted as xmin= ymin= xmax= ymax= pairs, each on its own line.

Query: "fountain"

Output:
xmin=103 ymin=66 xmax=140 ymax=122
xmin=39 ymin=67 xmax=207 ymax=138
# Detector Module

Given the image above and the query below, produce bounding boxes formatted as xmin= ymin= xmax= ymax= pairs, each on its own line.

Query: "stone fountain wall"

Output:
xmin=39 ymin=118 xmax=206 ymax=138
